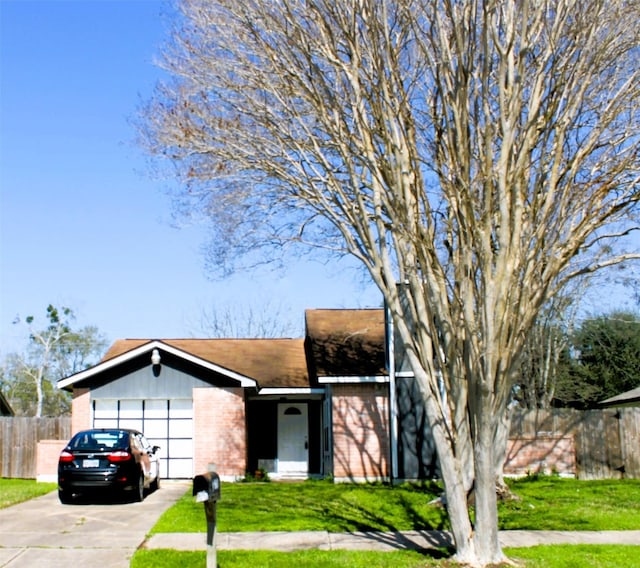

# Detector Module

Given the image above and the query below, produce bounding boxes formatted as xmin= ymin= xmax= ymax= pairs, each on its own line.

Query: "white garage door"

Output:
xmin=93 ymin=399 xmax=193 ymax=479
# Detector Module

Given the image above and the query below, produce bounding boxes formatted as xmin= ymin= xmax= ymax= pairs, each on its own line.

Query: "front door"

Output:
xmin=278 ymin=403 xmax=308 ymax=475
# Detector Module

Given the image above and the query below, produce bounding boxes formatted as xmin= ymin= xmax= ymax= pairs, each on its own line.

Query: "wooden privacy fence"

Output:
xmin=507 ymin=407 xmax=640 ymax=479
xmin=1 ymin=409 xmax=639 ymax=480
xmin=0 ymin=417 xmax=71 ymax=479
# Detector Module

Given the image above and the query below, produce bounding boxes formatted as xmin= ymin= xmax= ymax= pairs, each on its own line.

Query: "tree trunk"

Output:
xmin=34 ymin=369 xmax=44 ymax=418
xmin=473 ymin=411 xmax=508 ymax=565
xmin=494 ymin=404 xmax=512 ymax=495
xmin=424 ymin=394 xmax=476 ymax=563
xmin=428 ymin=399 xmax=508 ymax=566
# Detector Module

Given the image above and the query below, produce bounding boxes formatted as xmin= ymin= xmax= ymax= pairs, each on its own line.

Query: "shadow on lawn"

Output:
xmin=353 ymin=530 xmax=455 ymax=558
xmin=317 ymin=482 xmax=449 ymax=534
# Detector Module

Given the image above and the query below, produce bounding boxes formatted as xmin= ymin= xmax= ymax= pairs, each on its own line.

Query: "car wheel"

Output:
xmin=134 ymin=473 xmax=145 ymax=502
xmin=58 ymin=489 xmax=73 ymax=504
xmin=150 ymin=473 xmax=160 ymax=492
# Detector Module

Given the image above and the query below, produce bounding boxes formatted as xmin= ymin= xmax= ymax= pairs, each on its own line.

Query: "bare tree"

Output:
xmin=140 ymin=0 xmax=640 ymax=564
xmin=4 ymin=305 xmax=107 ymax=416
xmin=515 ymin=284 xmax=583 ymax=409
xmin=195 ymin=301 xmax=301 ymax=338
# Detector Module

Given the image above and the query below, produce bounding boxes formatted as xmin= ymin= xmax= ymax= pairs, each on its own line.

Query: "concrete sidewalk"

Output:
xmin=143 ymin=529 xmax=640 ymax=552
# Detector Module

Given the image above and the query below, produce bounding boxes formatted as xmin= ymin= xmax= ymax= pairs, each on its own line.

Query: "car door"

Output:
xmin=139 ymin=433 xmax=159 ymax=482
xmin=131 ymin=433 xmax=151 ymax=481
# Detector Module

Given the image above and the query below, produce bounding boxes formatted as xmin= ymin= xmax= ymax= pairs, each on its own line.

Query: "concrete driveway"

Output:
xmin=0 ymin=481 xmax=188 ymax=568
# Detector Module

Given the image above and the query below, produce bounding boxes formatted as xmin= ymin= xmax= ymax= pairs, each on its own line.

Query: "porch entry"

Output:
xmin=278 ymin=403 xmax=308 ymax=475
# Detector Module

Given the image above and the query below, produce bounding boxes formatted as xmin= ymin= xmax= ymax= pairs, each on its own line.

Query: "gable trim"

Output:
xmin=57 ymin=340 xmax=258 ymax=390
xmin=258 ymin=388 xmax=326 ymax=396
xmin=317 ymin=375 xmax=389 ymax=384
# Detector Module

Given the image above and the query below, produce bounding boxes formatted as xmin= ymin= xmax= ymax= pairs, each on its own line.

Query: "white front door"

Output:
xmin=278 ymin=403 xmax=308 ymax=475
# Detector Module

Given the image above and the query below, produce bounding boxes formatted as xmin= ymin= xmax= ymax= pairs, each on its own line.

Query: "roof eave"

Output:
xmin=317 ymin=375 xmax=389 ymax=384
xmin=599 ymin=386 xmax=640 ymax=408
xmin=57 ymin=340 xmax=258 ymax=391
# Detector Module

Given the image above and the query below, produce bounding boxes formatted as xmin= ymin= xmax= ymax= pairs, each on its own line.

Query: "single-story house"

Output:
xmin=58 ymin=308 xmax=437 ymax=481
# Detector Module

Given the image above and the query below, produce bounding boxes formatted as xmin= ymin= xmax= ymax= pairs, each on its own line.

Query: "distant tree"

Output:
xmin=1 ymin=305 xmax=107 ymax=416
xmin=515 ymin=312 xmax=570 ymax=410
xmin=555 ymin=311 xmax=640 ymax=407
xmin=196 ymin=301 xmax=301 ymax=338
xmin=514 ymin=278 xmax=592 ymax=410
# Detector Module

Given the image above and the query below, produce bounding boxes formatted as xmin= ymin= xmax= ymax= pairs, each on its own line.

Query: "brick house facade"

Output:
xmin=331 ymin=384 xmax=390 ymax=480
xmin=58 ymin=309 xmax=399 ymax=482
xmin=192 ymin=387 xmax=246 ymax=477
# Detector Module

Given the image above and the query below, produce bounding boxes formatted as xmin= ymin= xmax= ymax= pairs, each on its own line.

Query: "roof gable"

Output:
xmin=305 ymin=309 xmax=387 ymax=378
xmin=59 ymin=338 xmax=310 ymax=390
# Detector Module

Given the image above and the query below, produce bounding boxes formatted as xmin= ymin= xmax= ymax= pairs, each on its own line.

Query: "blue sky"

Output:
xmin=1 ymin=1 xmax=637 ymax=358
xmin=0 ymin=0 xmax=381 ymax=354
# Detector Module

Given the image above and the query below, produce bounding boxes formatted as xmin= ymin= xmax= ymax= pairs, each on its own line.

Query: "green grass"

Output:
xmin=132 ymin=549 xmax=436 ymax=568
xmin=152 ymin=480 xmax=449 ymax=534
xmin=0 ymin=478 xmax=57 ymax=509
xmin=507 ymin=545 xmax=640 ymax=567
xmin=152 ymin=476 xmax=640 ymax=534
xmin=132 ymin=546 xmax=640 ymax=568
xmin=499 ymin=476 xmax=640 ymax=530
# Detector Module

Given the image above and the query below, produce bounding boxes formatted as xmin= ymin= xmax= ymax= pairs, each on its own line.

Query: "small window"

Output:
xmin=284 ymin=407 xmax=302 ymax=415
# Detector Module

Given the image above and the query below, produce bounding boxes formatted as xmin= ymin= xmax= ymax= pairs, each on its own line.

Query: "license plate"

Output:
xmin=83 ymin=459 xmax=99 ymax=468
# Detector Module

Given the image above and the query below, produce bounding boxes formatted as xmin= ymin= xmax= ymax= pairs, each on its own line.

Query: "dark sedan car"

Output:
xmin=58 ymin=428 xmax=161 ymax=504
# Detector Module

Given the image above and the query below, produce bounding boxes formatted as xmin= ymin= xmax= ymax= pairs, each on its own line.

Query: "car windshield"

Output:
xmin=70 ymin=430 xmax=128 ymax=451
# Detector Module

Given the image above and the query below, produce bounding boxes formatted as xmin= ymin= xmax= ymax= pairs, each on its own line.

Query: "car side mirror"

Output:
xmin=152 ymin=445 xmax=161 ymax=453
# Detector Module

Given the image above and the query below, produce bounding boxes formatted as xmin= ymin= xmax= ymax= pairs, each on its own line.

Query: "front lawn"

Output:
xmin=132 ymin=546 xmax=640 ymax=568
xmin=132 ymin=549 xmax=436 ymax=568
xmin=140 ymin=477 xmax=640 ymax=567
xmin=152 ymin=476 xmax=640 ymax=534
xmin=499 ymin=476 xmax=640 ymax=530
xmin=153 ymin=480 xmax=448 ymax=533
xmin=0 ymin=478 xmax=57 ymax=509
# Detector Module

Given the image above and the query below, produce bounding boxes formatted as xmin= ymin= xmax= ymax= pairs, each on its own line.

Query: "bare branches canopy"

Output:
xmin=140 ymin=0 xmax=639 ymax=564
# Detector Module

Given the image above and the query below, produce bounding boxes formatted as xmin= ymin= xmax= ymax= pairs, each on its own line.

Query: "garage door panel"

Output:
xmin=169 ymin=420 xmax=192 ymax=438
xmin=119 ymin=400 xmax=142 ymax=418
xmin=144 ymin=400 xmax=168 ymax=417
xmin=93 ymin=418 xmax=118 ymax=429
xmin=94 ymin=400 xmax=118 ymax=418
xmin=118 ymin=419 xmax=143 ymax=431
xmin=143 ymin=420 xmax=168 ymax=439
xmin=169 ymin=459 xmax=194 ymax=479
xmin=169 ymin=400 xmax=192 ymax=418
xmin=169 ymin=438 xmax=192 ymax=458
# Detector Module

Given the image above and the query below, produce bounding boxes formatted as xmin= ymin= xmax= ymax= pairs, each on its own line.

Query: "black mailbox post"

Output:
xmin=193 ymin=471 xmax=221 ymax=568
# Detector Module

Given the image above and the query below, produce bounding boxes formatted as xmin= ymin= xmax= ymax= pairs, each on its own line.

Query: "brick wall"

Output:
xmin=193 ymin=387 xmax=246 ymax=479
xmin=332 ymin=383 xmax=390 ymax=481
xmin=36 ymin=439 xmax=67 ymax=482
xmin=71 ymin=388 xmax=91 ymax=434
xmin=505 ymin=436 xmax=576 ymax=476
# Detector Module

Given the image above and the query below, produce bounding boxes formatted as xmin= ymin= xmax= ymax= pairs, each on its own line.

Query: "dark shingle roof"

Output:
xmin=97 ymin=309 xmax=388 ymax=389
xmin=103 ymin=338 xmax=309 ymax=388
xmin=305 ymin=309 xmax=387 ymax=377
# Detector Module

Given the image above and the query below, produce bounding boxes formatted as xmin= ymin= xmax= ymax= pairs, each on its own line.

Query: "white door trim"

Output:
xmin=277 ymin=403 xmax=308 ymax=476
